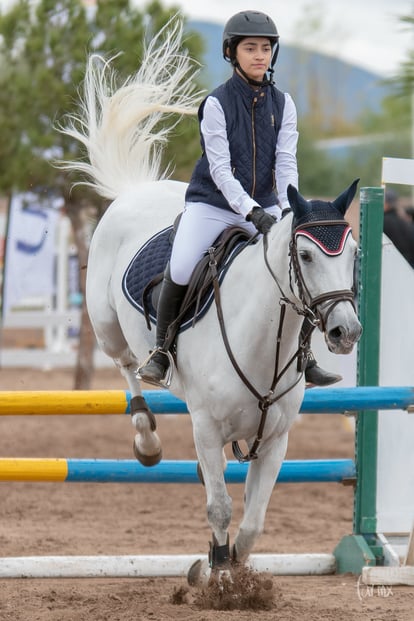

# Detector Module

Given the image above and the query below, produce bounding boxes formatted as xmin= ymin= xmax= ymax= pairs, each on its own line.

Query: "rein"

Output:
xmin=210 ymin=217 xmax=355 ymax=463
xmin=209 ymin=242 xmax=304 ymax=463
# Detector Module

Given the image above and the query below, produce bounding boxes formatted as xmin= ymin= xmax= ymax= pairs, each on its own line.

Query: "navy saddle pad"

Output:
xmin=121 ymin=226 xmax=250 ymax=333
xmin=121 ymin=226 xmax=215 ymax=332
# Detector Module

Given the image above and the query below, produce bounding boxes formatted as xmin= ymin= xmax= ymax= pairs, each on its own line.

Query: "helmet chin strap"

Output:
xmin=234 ymin=62 xmax=274 ymax=87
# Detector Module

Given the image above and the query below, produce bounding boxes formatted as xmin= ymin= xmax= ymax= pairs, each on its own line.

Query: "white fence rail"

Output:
xmin=1 ymin=309 xmax=113 ymax=369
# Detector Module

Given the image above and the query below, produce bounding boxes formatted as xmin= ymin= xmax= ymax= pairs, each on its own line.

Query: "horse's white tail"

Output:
xmin=57 ymin=18 xmax=202 ymax=200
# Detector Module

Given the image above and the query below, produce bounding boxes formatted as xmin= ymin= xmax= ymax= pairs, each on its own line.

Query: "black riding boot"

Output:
xmin=138 ymin=269 xmax=187 ymax=385
xmin=300 ymin=318 xmax=342 ymax=387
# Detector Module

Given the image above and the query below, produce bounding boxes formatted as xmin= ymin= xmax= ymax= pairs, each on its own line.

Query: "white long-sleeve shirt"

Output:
xmin=200 ymin=91 xmax=299 ymax=217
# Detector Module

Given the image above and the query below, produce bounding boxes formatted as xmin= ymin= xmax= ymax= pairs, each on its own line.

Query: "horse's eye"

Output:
xmin=299 ymin=250 xmax=312 ymax=263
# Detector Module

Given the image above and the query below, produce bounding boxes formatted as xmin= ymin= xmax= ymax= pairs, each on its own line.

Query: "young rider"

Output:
xmin=139 ymin=10 xmax=341 ymax=387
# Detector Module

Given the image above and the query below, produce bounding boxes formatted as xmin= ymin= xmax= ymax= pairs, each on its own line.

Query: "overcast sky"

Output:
xmin=140 ymin=0 xmax=414 ymax=77
xmin=0 ymin=0 xmax=411 ymax=77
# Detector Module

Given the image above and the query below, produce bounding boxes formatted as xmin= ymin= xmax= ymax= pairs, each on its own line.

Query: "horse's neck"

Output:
xmin=235 ymin=214 xmax=294 ymax=303
xmin=220 ymin=215 xmax=302 ymax=363
xmin=263 ymin=214 xmax=293 ymax=290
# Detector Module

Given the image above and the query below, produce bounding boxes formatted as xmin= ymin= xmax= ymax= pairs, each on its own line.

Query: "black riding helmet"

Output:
xmin=222 ymin=10 xmax=280 ymax=86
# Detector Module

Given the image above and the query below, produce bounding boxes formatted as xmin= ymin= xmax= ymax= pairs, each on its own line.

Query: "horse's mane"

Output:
xmin=56 ymin=17 xmax=203 ymax=199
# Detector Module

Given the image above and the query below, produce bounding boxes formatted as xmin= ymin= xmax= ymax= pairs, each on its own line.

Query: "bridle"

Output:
xmin=277 ymin=218 xmax=356 ymax=332
xmin=211 ymin=215 xmax=356 ymax=463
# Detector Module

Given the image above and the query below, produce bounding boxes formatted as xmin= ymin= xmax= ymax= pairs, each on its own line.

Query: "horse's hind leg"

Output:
xmin=94 ymin=319 xmax=162 ymax=466
xmin=87 ymin=247 xmax=162 ymax=466
xmin=233 ymin=433 xmax=289 ymax=564
xmin=117 ymin=354 xmax=162 ymax=467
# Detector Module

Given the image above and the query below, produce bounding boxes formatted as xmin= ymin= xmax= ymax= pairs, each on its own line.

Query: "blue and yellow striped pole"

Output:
xmin=0 ymin=458 xmax=356 ymax=483
xmin=0 ymin=390 xmax=187 ymax=415
xmin=0 ymin=387 xmax=413 ymax=415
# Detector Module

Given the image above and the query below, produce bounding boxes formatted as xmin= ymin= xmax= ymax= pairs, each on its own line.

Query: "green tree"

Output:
xmin=393 ymin=14 xmax=414 ymax=96
xmin=0 ymin=0 xmax=203 ymax=387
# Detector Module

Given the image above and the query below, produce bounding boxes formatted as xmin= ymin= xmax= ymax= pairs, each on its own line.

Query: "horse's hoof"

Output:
xmin=133 ymin=438 xmax=162 ymax=467
xmin=187 ymin=558 xmax=210 ymax=587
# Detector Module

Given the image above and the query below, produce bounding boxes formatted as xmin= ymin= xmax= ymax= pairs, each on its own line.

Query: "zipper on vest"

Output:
xmin=251 ymin=97 xmax=257 ymax=196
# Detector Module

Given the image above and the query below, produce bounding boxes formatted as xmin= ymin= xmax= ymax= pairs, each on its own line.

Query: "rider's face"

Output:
xmin=235 ymin=37 xmax=272 ymax=82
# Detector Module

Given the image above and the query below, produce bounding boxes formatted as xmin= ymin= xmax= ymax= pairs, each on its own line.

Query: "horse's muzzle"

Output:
xmin=325 ymin=317 xmax=362 ymax=354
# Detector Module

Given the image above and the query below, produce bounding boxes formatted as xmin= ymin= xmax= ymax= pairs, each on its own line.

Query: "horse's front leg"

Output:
xmin=233 ymin=432 xmax=289 ymax=564
xmin=188 ymin=424 xmax=232 ymax=585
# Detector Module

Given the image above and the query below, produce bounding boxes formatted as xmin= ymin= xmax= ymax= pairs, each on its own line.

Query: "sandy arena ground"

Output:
xmin=0 ymin=366 xmax=413 ymax=620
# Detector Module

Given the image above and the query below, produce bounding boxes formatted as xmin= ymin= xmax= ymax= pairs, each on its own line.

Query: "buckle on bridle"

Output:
xmin=306 ymin=310 xmax=321 ymax=328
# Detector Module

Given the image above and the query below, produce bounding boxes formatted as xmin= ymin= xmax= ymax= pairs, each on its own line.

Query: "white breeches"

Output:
xmin=170 ymin=202 xmax=281 ymax=285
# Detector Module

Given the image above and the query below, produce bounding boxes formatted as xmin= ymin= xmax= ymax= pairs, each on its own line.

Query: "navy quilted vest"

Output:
xmin=185 ymin=72 xmax=286 ymax=211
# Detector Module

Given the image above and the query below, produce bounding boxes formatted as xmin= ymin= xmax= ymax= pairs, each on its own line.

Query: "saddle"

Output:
xmin=122 ymin=219 xmax=255 ymax=341
xmin=161 ymin=225 xmax=254 ymax=347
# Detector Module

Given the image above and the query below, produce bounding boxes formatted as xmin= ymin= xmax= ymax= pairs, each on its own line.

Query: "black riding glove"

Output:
xmin=246 ymin=206 xmax=276 ymax=234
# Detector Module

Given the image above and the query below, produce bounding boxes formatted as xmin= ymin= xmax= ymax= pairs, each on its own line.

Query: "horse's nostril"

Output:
xmin=329 ymin=327 xmax=343 ymax=340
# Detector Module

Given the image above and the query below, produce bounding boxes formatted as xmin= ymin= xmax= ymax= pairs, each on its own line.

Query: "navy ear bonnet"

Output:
xmin=294 ymin=201 xmax=351 ymax=256
xmin=288 ymin=180 xmax=359 ymax=256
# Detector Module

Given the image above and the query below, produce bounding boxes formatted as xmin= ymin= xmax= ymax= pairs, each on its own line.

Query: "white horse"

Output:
xmin=59 ymin=21 xmax=362 ymax=583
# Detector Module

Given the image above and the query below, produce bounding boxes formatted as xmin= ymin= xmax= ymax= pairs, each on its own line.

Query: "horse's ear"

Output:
xmin=332 ymin=179 xmax=360 ymax=215
xmin=287 ymin=184 xmax=311 ymax=219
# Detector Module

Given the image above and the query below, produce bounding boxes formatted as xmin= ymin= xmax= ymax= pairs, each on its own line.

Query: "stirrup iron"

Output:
xmin=137 ymin=348 xmax=174 ymax=388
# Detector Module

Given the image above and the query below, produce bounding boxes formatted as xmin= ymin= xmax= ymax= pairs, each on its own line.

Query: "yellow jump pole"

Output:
xmin=0 ymin=390 xmax=130 ymax=416
xmin=0 ymin=458 xmax=68 ymax=481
